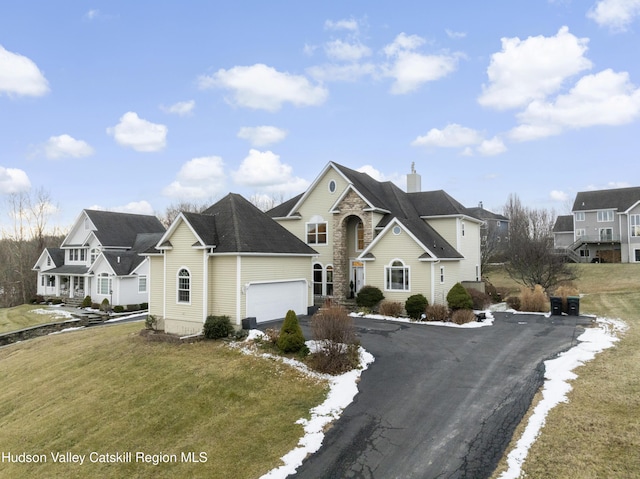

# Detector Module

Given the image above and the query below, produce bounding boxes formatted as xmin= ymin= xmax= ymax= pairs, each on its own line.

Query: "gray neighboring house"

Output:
xmin=467 ymin=202 xmax=510 ymax=259
xmin=33 ymin=209 xmax=166 ymax=306
xmin=553 ymin=186 xmax=640 ymax=263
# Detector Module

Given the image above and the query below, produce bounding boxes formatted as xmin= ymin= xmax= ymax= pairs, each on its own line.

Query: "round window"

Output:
xmin=392 ymin=226 xmax=402 ymax=235
xmin=328 ymin=180 xmax=336 ymax=193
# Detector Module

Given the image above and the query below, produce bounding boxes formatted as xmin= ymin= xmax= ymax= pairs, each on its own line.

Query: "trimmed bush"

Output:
xmin=100 ymin=298 xmax=110 ymax=312
xmin=81 ymin=295 xmax=92 ymax=308
xmin=425 ymin=304 xmax=450 ymax=322
xmin=113 ymin=305 xmax=125 ymax=313
xmin=379 ymin=300 xmax=404 ymax=318
xmin=466 ymin=288 xmax=491 ymax=310
xmin=405 ymin=294 xmax=429 ymax=320
xmin=277 ymin=310 xmax=306 ymax=354
xmin=355 ymin=285 xmax=384 ymax=309
xmin=91 ymin=302 xmax=101 ymax=310
xmin=126 ymin=304 xmax=140 ymax=312
xmin=204 ymin=315 xmax=234 ymax=339
xmin=451 ymin=309 xmax=476 ymax=325
xmin=139 ymin=302 xmax=149 ymax=310
xmin=446 ymin=282 xmax=473 ymax=311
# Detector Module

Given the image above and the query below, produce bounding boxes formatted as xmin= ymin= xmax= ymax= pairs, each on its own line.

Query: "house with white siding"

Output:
xmin=32 ymin=209 xmax=165 ymax=306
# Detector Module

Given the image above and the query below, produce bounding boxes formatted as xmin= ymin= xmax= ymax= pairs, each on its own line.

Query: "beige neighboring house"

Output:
xmin=267 ymin=162 xmax=483 ymax=307
xmin=32 ymin=209 xmax=165 ymax=306
xmin=145 ymin=193 xmax=318 ymax=335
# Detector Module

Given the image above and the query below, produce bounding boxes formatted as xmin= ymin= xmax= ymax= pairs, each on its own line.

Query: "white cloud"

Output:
xmin=163 ymin=156 xmax=226 ymax=199
xmin=445 ymin=29 xmax=467 ymax=39
xmin=0 ymin=45 xmax=49 ymax=97
xmin=356 ymin=165 xmax=404 ymax=188
xmin=107 ymin=112 xmax=167 ymax=152
xmin=232 ymin=149 xmax=309 ymax=194
xmin=0 ymin=167 xmax=31 ymax=194
xmin=587 ymin=0 xmax=640 ymax=31
xmin=550 ymin=190 xmax=570 ymax=202
xmin=114 ymin=201 xmax=155 ymax=215
xmin=84 ymin=9 xmax=100 ymax=20
xmin=44 ymin=134 xmax=94 ymax=159
xmin=306 ymin=62 xmax=376 ymax=83
xmin=382 ymin=33 xmax=460 ymax=94
xmin=198 ymin=63 xmax=328 ymax=112
xmin=477 ymin=136 xmax=507 ymax=156
xmin=412 ymin=124 xmax=484 ymax=148
xmin=478 ymin=26 xmax=592 ymax=110
xmin=324 ymin=39 xmax=372 ymax=62
xmin=161 ymin=100 xmax=195 ymax=116
xmin=510 ymin=69 xmax=640 ymax=141
xmin=324 ymin=19 xmax=359 ymax=32
xmin=237 ymin=126 xmax=288 ymax=147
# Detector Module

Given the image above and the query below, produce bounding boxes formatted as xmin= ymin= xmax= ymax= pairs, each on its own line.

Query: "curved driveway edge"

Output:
xmin=289 ymin=311 xmax=593 ymax=479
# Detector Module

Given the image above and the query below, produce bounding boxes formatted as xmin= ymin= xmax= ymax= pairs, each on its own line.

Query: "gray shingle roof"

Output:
xmin=84 ymin=210 xmax=165 ymax=247
xmin=47 ymin=248 xmax=65 ymax=266
xmin=573 ymin=187 xmax=640 ymax=212
xmin=466 ymin=206 xmax=509 ymax=222
xmin=194 ymin=193 xmax=317 ymax=255
xmin=553 ymin=215 xmax=574 ymax=233
xmin=396 ymin=218 xmax=463 ymax=259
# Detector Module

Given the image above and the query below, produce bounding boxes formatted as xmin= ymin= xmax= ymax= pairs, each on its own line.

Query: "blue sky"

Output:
xmin=1 ymin=0 xmax=639 ymax=230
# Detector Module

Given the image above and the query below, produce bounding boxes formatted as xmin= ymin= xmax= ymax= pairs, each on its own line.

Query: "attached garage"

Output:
xmin=246 ymin=280 xmax=308 ymax=323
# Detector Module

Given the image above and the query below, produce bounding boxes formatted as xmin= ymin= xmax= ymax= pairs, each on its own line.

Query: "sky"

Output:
xmin=1 ymin=0 xmax=640 ymax=231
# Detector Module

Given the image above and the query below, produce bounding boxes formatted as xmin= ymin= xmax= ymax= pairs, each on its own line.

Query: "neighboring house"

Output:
xmin=33 ymin=210 xmax=165 ymax=306
xmin=268 ymin=161 xmax=483 ymax=308
xmin=553 ymin=186 xmax=640 ymax=263
xmin=467 ymin=202 xmax=510 ymax=263
xmin=145 ymin=193 xmax=318 ymax=335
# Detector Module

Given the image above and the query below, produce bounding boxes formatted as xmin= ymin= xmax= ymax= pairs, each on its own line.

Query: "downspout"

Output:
xmin=162 ymin=252 xmax=166 ymax=320
xmin=202 ymin=250 xmax=208 ymax=324
xmin=236 ymin=256 xmax=242 ymax=326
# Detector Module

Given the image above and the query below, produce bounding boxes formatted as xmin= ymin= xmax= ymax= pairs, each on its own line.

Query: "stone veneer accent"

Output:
xmin=332 ymin=190 xmax=374 ymax=301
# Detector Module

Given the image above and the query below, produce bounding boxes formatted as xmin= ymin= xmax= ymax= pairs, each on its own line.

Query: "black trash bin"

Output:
xmin=567 ymin=296 xmax=580 ymax=316
xmin=550 ymin=296 xmax=563 ymax=316
xmin=241 ymin=317 xmax=257 ymax=330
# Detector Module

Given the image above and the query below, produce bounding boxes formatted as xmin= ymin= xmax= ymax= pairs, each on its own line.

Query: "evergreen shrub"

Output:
xmin=204 ymin=315 xmax=234 ymax=339
xmin=405 ymin=294 xmax=429 ymax=320
xmin=446 ymin=283 xmax=473 ymax=311
xmin=277 ymin=310 xmax=306 ymax=354
xmin=355 ymin=285 xmax=384 ymax=309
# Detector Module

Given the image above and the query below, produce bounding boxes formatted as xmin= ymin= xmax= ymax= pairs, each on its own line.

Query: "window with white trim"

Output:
xmin=177 ymin=269 xmax=190 ymax=303
xmin=326 ymin=265 xmax=334 ymax=296
xmin=138 ymin=275 xmax=147 ymax=293
xmin=306 ymin=222 xmax=328 ymax=245
xmin=440 ymin=266 xmax=445 ymax=284
xmin=575 ymin=212 xmax=585 ymax=222
xmin=599 ymin=228 xmax=613 ymax=241
xmin=356 ymin=220 xmax=364 ymax=251
xmin=597 ymin=210 xmax=614 ymax=222
xmin=575 ymin=228 xmax=586 ymax=238
xmin=385 ymin=260 xmax=409 ymax=291
xmin=631 ymin=214 xmax=640 ymax=237
xmin=97 ymin=273 xmax=111 ymax=295
xmin=313 ymin=264 xmax=323 ymax=295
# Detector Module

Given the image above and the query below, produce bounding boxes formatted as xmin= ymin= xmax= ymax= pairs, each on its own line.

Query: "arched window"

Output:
xmin=313 ymin=264 xmax=323 ymax=295
xmin=385 ymin=259 xmax=409 ymax=291
xmin=177 ymin=268 xmax=191 ymax=303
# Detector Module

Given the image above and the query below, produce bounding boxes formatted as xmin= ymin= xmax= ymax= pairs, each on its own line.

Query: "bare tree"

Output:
xmin=0 ymin=188 xmax=62 ymax=306
xmin=158 ymin=200 xmax=211 ymax=228
xmin=249 ymin=193 xmax=286 ymax=212
xmin=503 ymin=194 xmax=577 ymax=291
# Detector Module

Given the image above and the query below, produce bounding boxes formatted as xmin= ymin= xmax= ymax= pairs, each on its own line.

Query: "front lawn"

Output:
xmin=0 ymin=304 xmax=66 ymax=334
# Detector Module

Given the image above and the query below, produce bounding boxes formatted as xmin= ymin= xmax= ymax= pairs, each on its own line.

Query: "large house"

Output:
xmin=147 ymin=161 xmax=483 ymax=335
xmin=33 ymin=209 xmax=165 ymax=306
xmin=553 ymin=186 xmax=640 ymax=263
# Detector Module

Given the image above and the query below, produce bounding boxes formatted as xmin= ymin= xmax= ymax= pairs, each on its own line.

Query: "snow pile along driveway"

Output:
xmin=498 ymin=317 xmax=628 ymax=479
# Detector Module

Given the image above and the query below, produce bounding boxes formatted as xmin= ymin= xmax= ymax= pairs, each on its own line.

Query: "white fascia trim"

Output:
xmin=285 ymin=162 xmax=349 ymax=217
xmin=329 ymin=183 xmax=376 ymax=213
xmin=211 ymin=252 xmax=317 ymax=257
xmin=421 ymin=214 xmax=484 ymax=225
xmin=245 ymin=278 xmax=309 ymax=287
xmin=155 ymin=213 xmax=207 ymax=251
xmin=623 ymin=200 xmax=640 ymax=214
xmin=360 ymin=217 xmax=437 ymax=259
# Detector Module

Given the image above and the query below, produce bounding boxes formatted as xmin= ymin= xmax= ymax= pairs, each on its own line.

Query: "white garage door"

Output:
xmin=246 ymin=281 xmax=307 ymax=323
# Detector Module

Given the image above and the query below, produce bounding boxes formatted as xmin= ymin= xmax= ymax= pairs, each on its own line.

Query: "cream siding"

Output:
xmin=365 ymin=230 xmax=431 ymax=304
xmin=148 ymin=256 xmax=164 ymax=318
xmin=426 ymin=218 xmax=458 ymax=249
xmin=458 ymin=221 xmax=482 ymax=280
xmin=208 ymin=255 xmax=238 ymax=321
xmin=163 ymin=221 xmax=206 ymax=336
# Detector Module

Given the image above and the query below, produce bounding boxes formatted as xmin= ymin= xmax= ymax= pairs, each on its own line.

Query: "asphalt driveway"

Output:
xmin=279 ymin=311 xmax=593 ymax=479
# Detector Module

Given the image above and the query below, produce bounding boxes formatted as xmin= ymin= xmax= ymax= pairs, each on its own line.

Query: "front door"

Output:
xmin=351 ymin=260 xmax=364 ymax=296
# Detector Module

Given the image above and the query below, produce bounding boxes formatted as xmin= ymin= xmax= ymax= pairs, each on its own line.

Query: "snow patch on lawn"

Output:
xmin=233 ymin=331 xmax=374 ymax=479
xmin=350 ymin=309 xmax=495 ymax=328
xmin=498 ymin=317 xmax=628 ymax=479
xmin=31 ymin=308 xmax=75 ymax=320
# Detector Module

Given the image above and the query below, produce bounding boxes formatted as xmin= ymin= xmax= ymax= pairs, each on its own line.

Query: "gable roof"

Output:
xmin=170 ymin=193 xmax=317 ymax=255
xmin=98 ymin=232 xmax=165 ymax=275
xmin=47 ymin=248 xmax=65 ymax=266
xmin=83 ymin=210 xmax=165 ymax=248
xmin=466 ymin=206 xmax=509 ymax=222
xmin=553 ymin=215 xmax=574 ymax=233
xmin=573 ymin=187 xmax=640 ymax=212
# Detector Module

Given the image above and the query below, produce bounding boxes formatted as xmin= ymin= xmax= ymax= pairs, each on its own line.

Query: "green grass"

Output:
xmin=0 ymin=304 xmax=66 ymax=334
xmin=0 ymin=323 xmax=328 ymax=479
xmin=487 ymin=263 xmax=640 ymax=478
